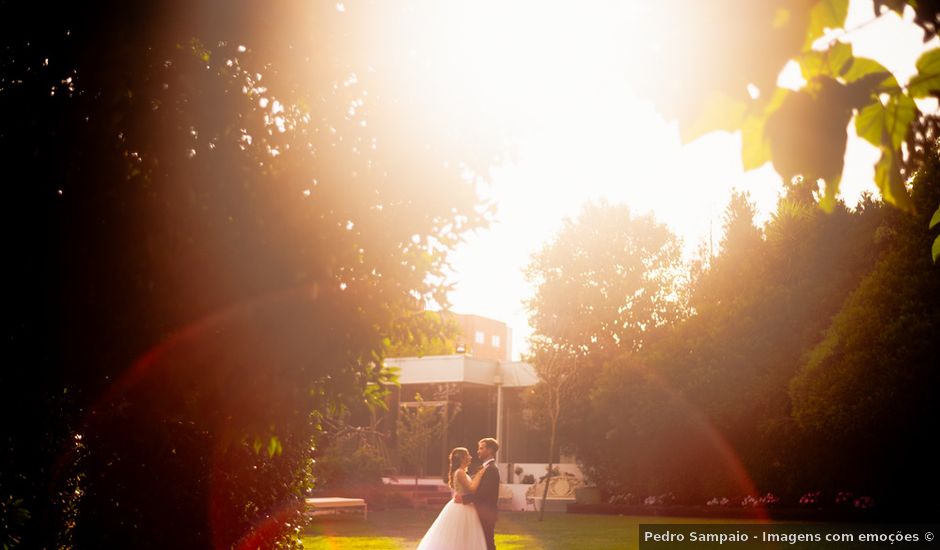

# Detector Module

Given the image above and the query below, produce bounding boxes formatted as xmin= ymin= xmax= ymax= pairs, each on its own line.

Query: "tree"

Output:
xmin=635 ymin=0 xmax=940 ymax=260
xmin=582 ymin=352 xmax=707 ymax=501
xmin=694 ymin=190 xmax=764 ymax=310
xmin=719 ymin=191 xmax=764 ymax=256
xmin=574 ymin=179 xmax=891 ymax=502
xmin=789 ymin=149 xmax=940 ymax=509
xmin=525 ymin=201 xmax=687 ymax=358
xmin=0 ymin=2 xmax=495 ymax=547
xmin=523 ymin=201 xmax=687 ymax=473
xmin=524 ymin=341 xmax=578 ymax=521
xmin=396 ymin=394 xmax=453 ymax=498
xmin=311 ymin=414 xmax=390 ymax=497
xmin=385 ymin=310 xmax=462 ymax=358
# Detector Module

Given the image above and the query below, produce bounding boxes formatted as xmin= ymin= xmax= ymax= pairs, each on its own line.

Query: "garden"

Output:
xmin=4 ymin=1 xmax=940 ymax=548
xmin=301 ymin=510 xmax=752 ymax=550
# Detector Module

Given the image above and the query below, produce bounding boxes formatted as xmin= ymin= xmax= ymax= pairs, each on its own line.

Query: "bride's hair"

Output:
xmin=447 ymin=447 xmax=470 ymax=489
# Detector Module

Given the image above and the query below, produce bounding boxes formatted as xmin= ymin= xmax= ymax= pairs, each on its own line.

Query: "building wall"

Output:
xmin=500 ymin=386 xmax=551 ymax=464
xmin=451 ymin=313 xmax=511 ymax=361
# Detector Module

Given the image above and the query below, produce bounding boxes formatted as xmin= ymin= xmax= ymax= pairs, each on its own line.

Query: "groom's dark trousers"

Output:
xmin=461 ymin=462 xmax=500 ymax=550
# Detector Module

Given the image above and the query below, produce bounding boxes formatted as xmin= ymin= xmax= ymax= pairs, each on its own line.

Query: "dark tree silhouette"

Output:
xmin=0 ymin=2 xmax=493 ymax=547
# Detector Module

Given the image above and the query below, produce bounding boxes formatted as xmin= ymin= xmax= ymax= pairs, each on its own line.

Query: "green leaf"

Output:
xmin=874 ymin=149 xmax=913 ymax=212
xmin=804 ymin=0 xmax=850 ymax=49
xmin=741 ymin=115 xmax=771 ymax=170
xmin=819 ymin=174 xmax=840 ymax=213
xmin=800 ymin=53 xmax=823 ymax=81
xmin=933 ymin=235 xmax=940 ymax=263
xmin=930 ymin=204 xmax=940 ymax=230
xmin=252 ymin=436 xmax=262 ymax=455
xmin=884 ymin=93 xmax=917 ymax=150
xmin=842 ymin=57 xmax=896 ymax=88
xmin=855 ymin=101 xmax=883 ymax=148
xmin=680 ymin=91 xmax=748 ymax=144
xmin=855 ymin=93 xmax=917 ymax=150
xmin=908 ymin=48 xmax=940 ymax=98
xmin=740 ymin=88 xmax=789 ymax=171
xmin=800 ymin=42 xmax=853 ymax=81
xmin=827 ymin=42 xmax=854 ymax=76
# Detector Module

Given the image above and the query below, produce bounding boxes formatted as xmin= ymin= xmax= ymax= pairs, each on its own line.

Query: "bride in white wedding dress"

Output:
xmin=416 ymin=447 xmax=488 ymax=550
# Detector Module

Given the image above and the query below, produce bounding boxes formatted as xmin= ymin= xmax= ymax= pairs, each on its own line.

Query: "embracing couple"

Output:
xmin=416 ymin=438 xmax=500 ymax=550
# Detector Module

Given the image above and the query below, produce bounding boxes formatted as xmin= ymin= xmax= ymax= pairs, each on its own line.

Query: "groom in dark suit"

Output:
xmin=455 ymin=437 xmax=500 ymax=550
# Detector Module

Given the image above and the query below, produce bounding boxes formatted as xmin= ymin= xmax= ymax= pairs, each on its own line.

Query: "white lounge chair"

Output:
xmin=304 ymin=497 xmax=368 ymax=519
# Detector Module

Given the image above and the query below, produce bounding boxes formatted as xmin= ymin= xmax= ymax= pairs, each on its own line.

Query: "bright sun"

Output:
xmin=354 ymin=0 xmax=935 ymax=359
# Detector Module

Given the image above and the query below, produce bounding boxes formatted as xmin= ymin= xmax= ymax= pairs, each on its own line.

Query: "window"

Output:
xmin=475 ymin=330 xmax=485 ymax=344
xmin=491 ymin=334 xmax=501 ymax=347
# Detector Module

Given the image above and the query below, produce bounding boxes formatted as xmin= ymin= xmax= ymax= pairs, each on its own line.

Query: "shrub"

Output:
xmin=312 ymin=435 xmax=387 ymax=494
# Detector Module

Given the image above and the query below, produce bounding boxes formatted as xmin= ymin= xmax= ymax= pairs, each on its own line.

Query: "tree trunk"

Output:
xmin=539 ymin=389 xmax=560 ymax=521
xmin=414 ymin=444 xmax=424 ymax=500
xmin=538 ymin=422 xmax=556 ymax=521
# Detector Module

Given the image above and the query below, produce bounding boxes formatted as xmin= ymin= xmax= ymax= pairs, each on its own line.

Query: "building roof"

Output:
xmin=384 ymin=354 xmax=537 ymax=387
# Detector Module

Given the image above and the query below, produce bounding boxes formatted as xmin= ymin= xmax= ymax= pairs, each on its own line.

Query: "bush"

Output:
xmin=312 ymin=439 xmax=386 ymax=494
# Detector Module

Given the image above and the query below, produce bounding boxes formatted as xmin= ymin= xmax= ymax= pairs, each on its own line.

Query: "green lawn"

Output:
xmin=301 ymin=509 xmax=766 ymax=549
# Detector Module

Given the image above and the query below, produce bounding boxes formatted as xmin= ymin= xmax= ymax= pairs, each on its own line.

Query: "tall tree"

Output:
xmin=523 ymin=201 xmax=687 ymax=467
xmin=578 ymin=182 xmax=888 ymax=503
xmin=0 ymin=2 xmax=495 ymax=547
xmin=525 ymin=201 xmax=687 ymax=358
xmin=694 ymin=189 xmax=764 ymax=311
xmin=790 ymin=150 xmax=940 ymax=512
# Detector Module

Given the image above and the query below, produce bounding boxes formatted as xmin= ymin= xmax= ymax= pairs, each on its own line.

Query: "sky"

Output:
xmin=428 ymin=1 xmax=938 ymax=360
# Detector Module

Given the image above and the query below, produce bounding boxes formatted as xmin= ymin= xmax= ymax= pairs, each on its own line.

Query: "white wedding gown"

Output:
xmin=416 ymin=483 xmax=487 ymax=550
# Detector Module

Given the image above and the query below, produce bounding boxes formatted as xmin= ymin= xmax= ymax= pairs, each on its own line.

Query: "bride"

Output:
xmin=416 ymin=447 xmax=488 ymax=550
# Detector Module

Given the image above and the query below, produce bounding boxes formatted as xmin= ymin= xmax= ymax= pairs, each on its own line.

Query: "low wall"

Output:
xmin=498 ymin=462 xmax=583 ymax=484
xmin=382 ymin=477 xmax=447 ymax=487
xmin=566 ymin=504 xmax=888 ymax=521
xmin=500 ymin=483 xmax=534 ymax=512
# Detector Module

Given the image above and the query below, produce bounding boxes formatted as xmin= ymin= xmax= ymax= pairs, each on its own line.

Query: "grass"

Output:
xmin=301 ymin=509 xmax=771 ymax=549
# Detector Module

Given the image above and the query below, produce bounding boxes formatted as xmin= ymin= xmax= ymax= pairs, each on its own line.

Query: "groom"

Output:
xmin=455 ymin=437 xmax=500 ymax=550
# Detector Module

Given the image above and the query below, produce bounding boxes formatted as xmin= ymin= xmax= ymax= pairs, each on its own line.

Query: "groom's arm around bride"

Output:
xmin=456 ymin=438 xmax=500 ymax=550
xmin=458 ymin=463 xmax=498 ymax=510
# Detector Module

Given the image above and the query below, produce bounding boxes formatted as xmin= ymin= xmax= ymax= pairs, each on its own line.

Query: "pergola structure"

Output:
xmin=385 ymin=354 xmax=543 ymax=477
